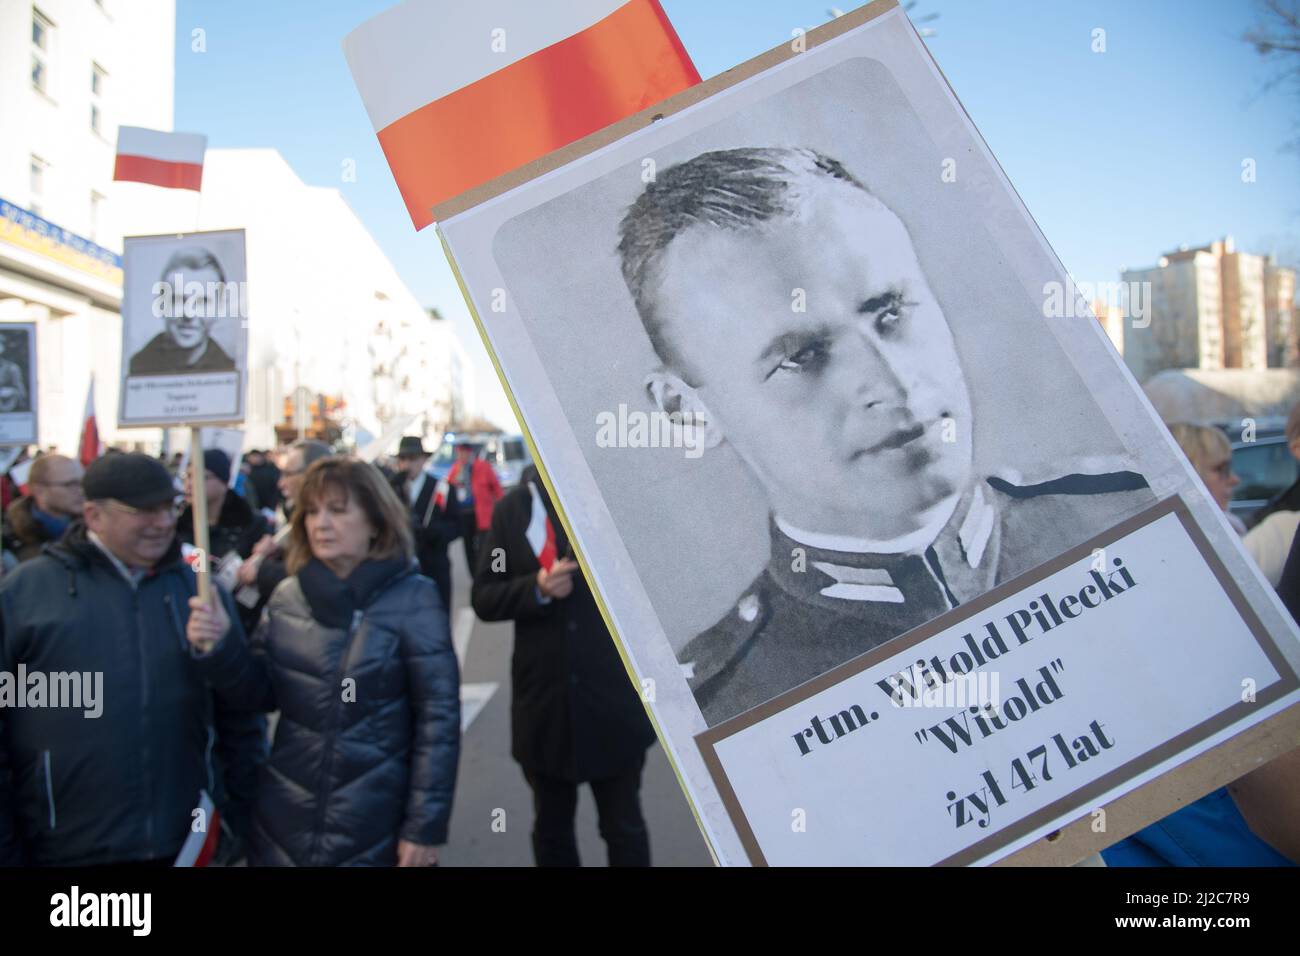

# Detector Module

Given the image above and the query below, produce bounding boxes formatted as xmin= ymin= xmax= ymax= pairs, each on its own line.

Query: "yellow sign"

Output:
xmin=0 ymin=198 xmax=123 ymax=286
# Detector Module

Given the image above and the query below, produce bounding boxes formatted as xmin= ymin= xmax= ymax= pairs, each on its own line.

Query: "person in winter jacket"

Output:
xmin=179 ymin=449 xmax=269 ymax=633
xmin=0 ymin=452 xmax=266 ymax=866
xmin=4 ymin=454 xmax=84 ymax=562
xmin=472 ymin=466 xmax=656 ymax=866
xmin=187 ymin=456 xmax=461 ymax=867
xmin=447 ymin=442 xmax=502 ymax=574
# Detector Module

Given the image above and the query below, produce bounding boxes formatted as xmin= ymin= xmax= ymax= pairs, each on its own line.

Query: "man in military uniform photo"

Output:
xmin=617 ymin=146 xmax=1153 ymax=726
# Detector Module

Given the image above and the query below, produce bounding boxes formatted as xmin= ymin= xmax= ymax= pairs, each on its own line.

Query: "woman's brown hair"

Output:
xmin=284 ymin=457 xmax=413 ymax=575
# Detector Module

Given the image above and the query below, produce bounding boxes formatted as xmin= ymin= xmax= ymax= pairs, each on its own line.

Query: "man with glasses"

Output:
xmin=234 ymin=440 xmax=333 ymax=621
xmin=0 ymin=452 xmax=266 ymax=865
xmin=4 ymin=454 xmax=84 ymax=563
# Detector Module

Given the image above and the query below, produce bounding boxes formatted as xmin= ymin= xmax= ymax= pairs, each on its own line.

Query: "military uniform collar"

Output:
xmin=767 ymin=480 xmax=999 ymax=608
xmin=774 ymin=492 xmax=959 ymax=555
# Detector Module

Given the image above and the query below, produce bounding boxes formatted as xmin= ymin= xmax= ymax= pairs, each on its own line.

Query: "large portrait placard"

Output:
xmin=437 ymin=1 xmax=1300 ymax=865
xmin=118 ymin=229 xmax=248 ymax=427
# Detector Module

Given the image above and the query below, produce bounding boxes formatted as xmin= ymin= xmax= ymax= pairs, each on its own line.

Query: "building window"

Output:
xmin=32 ymin=8 xmax=53 ymax=93
xmin=32 ymin=8 xmax=51 ymax=49
xmin=90 ymin=62 xmax=106 ymax=134
xmin=30 ymin=155 xmax=47 ymax=198
xmin=90 ymin=191 xmax=105 ymax=242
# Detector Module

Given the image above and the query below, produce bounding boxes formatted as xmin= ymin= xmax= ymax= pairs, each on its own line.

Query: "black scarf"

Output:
xmin=296 ymin=556 xmax=412 ymax=628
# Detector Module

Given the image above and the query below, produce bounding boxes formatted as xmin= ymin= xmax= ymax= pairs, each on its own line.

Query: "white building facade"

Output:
xmin=0 ymin=0 xmax=182 ymax=452
xmin=0 ymin=2 xmax=472 ymax=454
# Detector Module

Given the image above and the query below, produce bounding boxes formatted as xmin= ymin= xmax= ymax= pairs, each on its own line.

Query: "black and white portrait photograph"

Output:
xmin=484 ymin=56 xmax=1159 ymax=727
xmin=0 ymin=322 xmax=37 ymax=445
xmin=129 ymin=245 xmax=238 ymax=376
xmin=119 ymin=229 xmax=247 ymax=426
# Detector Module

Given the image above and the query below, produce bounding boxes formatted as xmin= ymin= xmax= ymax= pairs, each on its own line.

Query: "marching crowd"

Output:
xmin=1 ymin=414 xmax=1299 ymax=867
xmin=0 ymin=436 xmax=654 ymax=867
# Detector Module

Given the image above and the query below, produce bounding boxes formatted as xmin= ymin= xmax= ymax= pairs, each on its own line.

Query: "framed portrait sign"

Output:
xmin=0 ymin=322 xmax=37 ymax=446
xmin=436 ymin=0 xmax=1300 ymax=865
xmin=118 ymin=229 xmax=249 ymax=427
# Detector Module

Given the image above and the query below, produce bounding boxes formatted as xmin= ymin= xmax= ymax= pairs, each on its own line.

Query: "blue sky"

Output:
xmin=174 ymin=0 xmax=1299 ymax=426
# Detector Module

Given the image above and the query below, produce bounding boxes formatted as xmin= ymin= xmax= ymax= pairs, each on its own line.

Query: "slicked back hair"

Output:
xmin=617 ymin=147 xmax=871 ymax=376
xmin=159 ymin=247 xmax=225 ymax=283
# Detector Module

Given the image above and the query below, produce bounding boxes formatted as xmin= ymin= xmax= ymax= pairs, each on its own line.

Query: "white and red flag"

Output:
xmin=78 ymin=377 xmax=101 ymax=468
xmin=525 ymin=482 xmax=557 ymax=571
xmin=174 ymin=791 xmax=221 ymax=867
xmin=343 ymin=0 xmax=700 ymax=229
xmin=113 ymin=126 xmax=207 ymax=191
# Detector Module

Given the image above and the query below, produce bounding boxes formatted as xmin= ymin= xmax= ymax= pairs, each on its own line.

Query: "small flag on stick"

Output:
xmin=78 ymin=376 xmax=100 ymax=468
xmin=114 ymin=126 xmax=207 ymax=191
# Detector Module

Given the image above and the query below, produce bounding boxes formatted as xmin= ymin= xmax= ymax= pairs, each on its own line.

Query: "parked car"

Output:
xmin=480 ymin=433 xmax=532 ymax=488
xmin=428 ymin=431 xmax=532 ymax=488
xmin=1229 ymin=430 xmax=1297 ymax=521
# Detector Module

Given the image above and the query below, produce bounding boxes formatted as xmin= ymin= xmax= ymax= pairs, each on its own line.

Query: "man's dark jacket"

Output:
xmin=178 ymin=489 xmax=270 ymax=634
xmin=3 ymin=497 xmax=60 ymax=563
xmin=390 ymin=470 xmax=460 ymax=616
xmin=471 ymin=471 xmax=655 ymax=782
xmin=178 ymin=488 xmax=269 ymax=563
xmin=247 ymin=461 xmax=281 ymax=513
xmin=0 ymin=523 xmax=266 ymax=866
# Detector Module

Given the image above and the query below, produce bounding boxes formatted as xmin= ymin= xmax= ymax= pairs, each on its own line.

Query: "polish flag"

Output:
xmin=114 ymin=126 xmax=207 ymax=191
xmin=78 ymin=377 xmax=101 ymax=468
xmin=525 ymin=482 xmax=557 ymax=571
xmin=174 ymin=791 xmax=221 ymax=867
xmin=9 ymin=458 xmax=33 ymax=495
xmin=343 ymin=0 xmax=700 ymax=229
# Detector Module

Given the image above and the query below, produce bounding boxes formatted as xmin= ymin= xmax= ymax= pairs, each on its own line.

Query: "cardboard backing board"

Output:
xmin=434 ymin=0 xmax=1300 ymax=864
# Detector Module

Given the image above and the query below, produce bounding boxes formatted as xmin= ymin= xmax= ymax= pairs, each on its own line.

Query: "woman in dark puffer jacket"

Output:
xmin=186 ymin=457 xmax=460 ymax=866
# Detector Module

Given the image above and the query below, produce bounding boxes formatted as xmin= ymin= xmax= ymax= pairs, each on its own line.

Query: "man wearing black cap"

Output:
xmin=178 ymin=449 xmax=269 ymax=633
xmin=390 ymin=436 xmax=460 ymax=617
xmin=0 ymin=453 xmax=266 ymax=866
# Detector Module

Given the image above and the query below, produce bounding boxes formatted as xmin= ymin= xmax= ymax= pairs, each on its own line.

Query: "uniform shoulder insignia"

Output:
xmin=677 ymin=576 xmax=771 ymax=691
xmin=986 ymin=466 xmax=1156 ymax=583
xmin=986 ymin=469 xmax=1149 ymax=499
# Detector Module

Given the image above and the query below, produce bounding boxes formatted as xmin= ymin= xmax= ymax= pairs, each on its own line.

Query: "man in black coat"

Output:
xmin=0 ymin=453 xmax=265 ymax=865
xmin=245 ymin=450 xmax=282 ymax=515
xmin=472 ymin=466 xmax=656 ymax=866
xmin=390 ymin=436 xmax=460 ymax=618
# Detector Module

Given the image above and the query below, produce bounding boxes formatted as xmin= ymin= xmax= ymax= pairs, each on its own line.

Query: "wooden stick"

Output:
xmin=189 ymin=426 xmax=211 ymax=607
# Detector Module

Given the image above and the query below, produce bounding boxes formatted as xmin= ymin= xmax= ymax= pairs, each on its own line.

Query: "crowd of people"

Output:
xmin=0 ymin=413 xmax=1298 ymax=867
xmin=0 ymin=436 xmax=654 ymax=867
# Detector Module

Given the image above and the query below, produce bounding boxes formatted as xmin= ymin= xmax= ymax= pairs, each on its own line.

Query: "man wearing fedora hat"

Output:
xmin=391 ymin=436 xmax=461 ymax=617
xmin=0 ymin=452 xmax=266 ymax=865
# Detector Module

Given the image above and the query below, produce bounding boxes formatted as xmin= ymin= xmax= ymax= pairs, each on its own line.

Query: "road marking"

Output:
xmin=453 ymin=606 xmax=476 ymax=669
xmin=460 ymin=682 xmax=499 ymax=732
